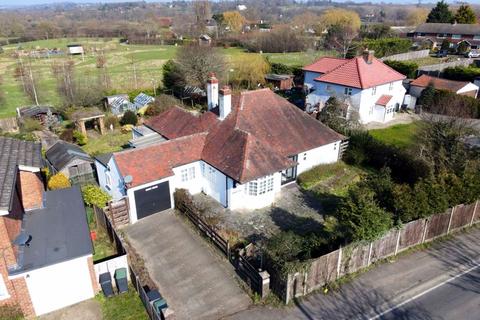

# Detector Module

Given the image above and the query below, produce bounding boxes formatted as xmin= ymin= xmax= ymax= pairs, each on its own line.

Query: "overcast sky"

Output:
xmin=0 ymin=0 xmax=477 ymax=7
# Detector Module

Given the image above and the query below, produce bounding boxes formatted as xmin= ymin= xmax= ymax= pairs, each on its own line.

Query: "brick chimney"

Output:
xmin=363 ymin=49 xmax=375 ymax=64
xmin=206 ymin=72 xmax=219 ymax=111
xmin=219 ymin=86 xmax=231 ymax=120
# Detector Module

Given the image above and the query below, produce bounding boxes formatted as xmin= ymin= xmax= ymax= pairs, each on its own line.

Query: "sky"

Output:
xmin=0 ymin=0 xmax=478 ymax=7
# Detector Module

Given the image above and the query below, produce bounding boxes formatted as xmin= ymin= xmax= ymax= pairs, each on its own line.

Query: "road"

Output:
xmin=227 ymin=227 xmax=480 ymax=320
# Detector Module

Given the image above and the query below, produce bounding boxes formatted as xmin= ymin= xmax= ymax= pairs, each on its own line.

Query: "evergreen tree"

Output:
xmin=418 ymin=84 xmax=435 ymax=107
xmin=454 ymin=5 xmax=476 ymax=24
xmin=427 ymin=1 xmax=454 ymax=23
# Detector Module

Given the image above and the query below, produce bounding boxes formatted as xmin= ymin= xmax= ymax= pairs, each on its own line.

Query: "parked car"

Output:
xmin=465 ymin=50 xmax=480 ymax=58
xmin=436 ymin=50 xmax=448 ymax=58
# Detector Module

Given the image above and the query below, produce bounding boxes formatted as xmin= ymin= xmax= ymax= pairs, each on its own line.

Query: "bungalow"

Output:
xmin=411 ymin=23 xmax=480 ymax=50
xmin=0 ymin=137 xmax=96 ymax=318
xmin=303 ymin=50 xmax=407 ymax=124
xmin=96 ymin=74 xmax=344 ymax=223
xmin=409 ymin=75 xmax=479 ymax=99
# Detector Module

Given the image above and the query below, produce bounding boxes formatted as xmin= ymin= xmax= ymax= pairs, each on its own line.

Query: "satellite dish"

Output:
xmin=124 ymin=175 xmax=133 ymax=184
xmin=13 ymin=233 xmax=32 ymax=247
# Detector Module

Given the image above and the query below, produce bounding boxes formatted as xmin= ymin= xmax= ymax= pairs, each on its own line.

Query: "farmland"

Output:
xmin=0 ymin=37 xmax=336 ymax=119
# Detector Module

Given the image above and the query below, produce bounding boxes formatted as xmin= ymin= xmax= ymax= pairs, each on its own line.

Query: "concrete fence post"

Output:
xmin=259 ymin=271 xmax=270 ymax=299
xmin=336 ymin=246 xmax=342 ymax=279
xmin=394 ymin=229 xmax=401 ymax=256
xmin=447 ymin=206 xmax=456 ymax=234
xmin=422 ymin=218 xmax=429 ymax=244
xmin=303 ymin=272 xmax=308 ymax=295
xmin=470 ymin=200 xmax=479 ymax=226
xmin=285 ymin=273 xmax=292 ymax=305
xmin=367 ymin=242 xmax=373 ymax=266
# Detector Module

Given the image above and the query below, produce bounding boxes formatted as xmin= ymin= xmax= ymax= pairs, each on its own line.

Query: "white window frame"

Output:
xmin=105 ymin=171 xmax=112 ymax=189
xmin=344 ymin=87 xmax=352 ymax=96
xmin=0 ymin=275 xmax=10 ymax=301
xmin=371 ymin=86 xmax=376 ymax=96
xmin=389 ymin=82 xmax=394 ymax=91
xmin=452 ymin=34 xmax=462 ymax=40
xmin=181 ymin=166 xmax=196 ymax=182
xmin=247 ymin=175 xmax=274 ymax=196
xmin=437 ymin=33 xmax=447 ymax=39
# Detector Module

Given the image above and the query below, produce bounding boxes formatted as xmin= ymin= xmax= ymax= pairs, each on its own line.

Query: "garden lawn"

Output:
xmin=86 ymin=207 xmax=116 ymax=262
xmin=95 ymin=287 xmax=148 ymax=320
xmin=81 ymin=131 xmax=131 ymax=156
xmin=369 ymin=122 xmax=419 ymax=149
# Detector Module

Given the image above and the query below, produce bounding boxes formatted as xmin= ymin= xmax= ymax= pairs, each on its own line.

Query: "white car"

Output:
xmin=466 ymin=50 xmax=480 ymax=58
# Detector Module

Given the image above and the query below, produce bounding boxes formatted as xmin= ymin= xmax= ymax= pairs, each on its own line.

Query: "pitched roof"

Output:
xmin=46 ymin=140 xmax=92 ymax=171
xmin=94 ymin=153 xmax=113 ymax=168
xmin=376 ymin=95 xmax=393 ymax=107
xmin=137 ymin=89 xmax=344 ymax=184
xmin=302 ymin=57 xmax=347 ymax=74
xmin=18 ymin=105 xmax=59 ymax=118
xmin=0 ymin=137 xmax=42 ymax=213
xmin=314 ymin=56 xmax=406 ymax=89
xmin=10 ymin=187 xmax=92 ymax=275
xmin=114 ymin=133 xmax=208 ymax=187
xmin=414 ymin=23 xmax=480 ymax=36
xmin=410 ymin=75 xmax=473 ymax=93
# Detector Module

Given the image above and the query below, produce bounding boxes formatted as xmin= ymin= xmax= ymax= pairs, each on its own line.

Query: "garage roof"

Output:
xmin=9 ymin=187 xmax=93 ymax=275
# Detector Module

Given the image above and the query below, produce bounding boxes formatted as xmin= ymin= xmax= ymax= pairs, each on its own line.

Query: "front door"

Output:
xmin=281 ymin=155 xmax=298 ymax=185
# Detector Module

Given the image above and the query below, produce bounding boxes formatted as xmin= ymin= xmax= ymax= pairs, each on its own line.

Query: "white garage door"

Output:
xmin=25 ymin=256 xmax=94 ymax=316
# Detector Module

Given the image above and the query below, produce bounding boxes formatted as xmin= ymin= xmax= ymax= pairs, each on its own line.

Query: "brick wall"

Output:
xmin=87 ymin=256 xmax=100 ymax=294
xmin=17 ymin=171 xmax=44 ymax=211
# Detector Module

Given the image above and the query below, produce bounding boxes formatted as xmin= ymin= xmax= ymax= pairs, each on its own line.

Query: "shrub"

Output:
xmin=81 ymin=184 xmax=111 ymax=208
xmin=120 ymin=110 xmax=138 ymax=126
xmin=121 ymin=124 xmax=134 ymax=133
xmin=242 ymin=28 xmax=307 ymax=53
xmin=21 ymin=118 xmax=43 ymax=132
xmin=349 ymin=38 xmax=412 ymax=58
xmin=423 ymin=89 xmax=480 ymax=119
xmin=269 ymin=62 xmax=293 ymax=75
xmin=384 ymin=60 xmax=418 ymax=79
xmin=73 ymin=130 xmax=87 ymax=145
xmin=443 ymin=66 xmax=480 ymax=82
xmin=47 ymin=173 xmax=71 ymax=190
xmin=144 ymin=94 xmax=177 ymax=117
xmin=104 ymin=115 xmax=120 ymax=129
xmin=59 ymin=128 xmax=74 ymax=142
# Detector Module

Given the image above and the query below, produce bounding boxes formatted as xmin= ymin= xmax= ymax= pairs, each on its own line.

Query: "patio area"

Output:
xmin=192 ymin=183 xmax=327 ymax=245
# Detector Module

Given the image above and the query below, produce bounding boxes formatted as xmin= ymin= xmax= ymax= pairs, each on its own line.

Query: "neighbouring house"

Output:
xmin=16 ymin=105 xmax=61 ymax=125
xmin=265 ymin=74 xmax=294 ymax=91
xmin=410 ymin=23 xmax=480 ymax=50
xmin=45 ymin=140 xmax=96 ymax=185
xmin=199 ymin=34 xmax=212 ymax=46
xmin=409 ymin=74 xmax=479 ymax=99
xmin=303 ymin=50 xmax=407 ymax=124
xmin=96 ymin=74 xmax=345 ymax=223
xmin=0 ymin=137 xmax=97 ymax=318
xmin=67 ymin=44 xmax=84 ymax=55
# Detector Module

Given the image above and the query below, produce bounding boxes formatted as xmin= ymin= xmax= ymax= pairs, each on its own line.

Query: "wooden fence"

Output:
xmin=103 ymin=198 xmax=130 ymax=227
xmin=130 ymin=268 xmax=163 ymax=320
xmin=417 ymin=58 xmax=473 ymax=77
xmin=276 ymin=200 xmax=479 ymax=304
xmin=381 ymin=49 xmax=430 ymax=62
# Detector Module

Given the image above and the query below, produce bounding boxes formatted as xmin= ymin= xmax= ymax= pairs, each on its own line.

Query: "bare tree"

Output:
xmin=325 ymin=24 xmax=359 ymax=58
xmin=52 ymin=60 xmax=76 ymax=106
xmin=96 ymin=52 xmax=110 ymax=90
xmin=14 ymin=58 xmax=39 ymax=105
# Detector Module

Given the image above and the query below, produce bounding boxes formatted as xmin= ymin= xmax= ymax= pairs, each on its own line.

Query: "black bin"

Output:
xmin=99 ymin=272 xmax=114 ymax=297
xmin=114 ymin=268 xmax=128 ymax=294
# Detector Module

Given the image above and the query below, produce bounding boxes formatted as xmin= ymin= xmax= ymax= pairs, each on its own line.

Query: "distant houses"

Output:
xmin=410 ymin=75 xmax=479 ymax=99
xmin=411 ymin=23 xmax=480 ymax=51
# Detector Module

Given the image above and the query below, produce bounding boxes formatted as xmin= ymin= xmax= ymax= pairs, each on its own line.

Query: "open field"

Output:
xmin=0 ymin=37 xmax=336 ymax=118
xmin=369 ymin=122 xmax=420 ymax=149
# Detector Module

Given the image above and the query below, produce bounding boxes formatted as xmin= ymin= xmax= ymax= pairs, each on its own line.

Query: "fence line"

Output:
xmin=276 ymin=199 xmax=480 ymax=304
xmin=417 ymin=58 xmax=473 ymax=77
xmin=381 ymin=49 xmax=430 ymax=62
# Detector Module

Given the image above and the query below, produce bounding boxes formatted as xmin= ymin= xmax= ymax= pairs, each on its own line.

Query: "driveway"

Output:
xmin=124 ymin=210 xmax=251 ymax=320
xmin=39 ymin=299 xmax=101 ymax=320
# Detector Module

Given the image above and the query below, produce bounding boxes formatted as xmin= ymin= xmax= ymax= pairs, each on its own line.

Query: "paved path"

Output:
xmin=39 ymin=299 xmax=101 ymax=320
xmin=227 ymin=227 xmax=480 ymax=320
xmin=124 ymin=210 xmax=251 ymax=320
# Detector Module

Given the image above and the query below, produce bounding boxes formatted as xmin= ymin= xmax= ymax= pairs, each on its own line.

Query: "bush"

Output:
xmin=242 ymin=28 xmax=307 ymax=53
xmin=443 ymin=66 xmax=480 ymax=82
xmin=81 ymin=184 xmax=111 ymax=207
xmin=349 ymin=38 xmax=412 ymax=58
xmin=384 ymin=60 xmax=419 ymax=79
xmin=120 ymin=110 xmax=138 ymax=126
xmin=422 ymin=89 xmax=480 ymax=119
xmin=21 ymin=118 xmax=43 ymax=132
xmin=269 ymin=62 xmax=293 ymax=75
xmin=144 ymin=94 xmax=177 ymax=117
xmin=104 ymin=115 xmax=120 ymax=129
xmin=73 ymin=130 xmax=87 ymax=145
xmin=59 ymin=128 xmax=74 ymax=142
xmin=47 ymin=173 xmax=71 ymax=190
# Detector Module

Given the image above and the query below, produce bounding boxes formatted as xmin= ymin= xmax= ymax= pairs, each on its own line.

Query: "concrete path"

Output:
xmin=227 ymin=227 xmax=480 ymax=320
xmin=365 ymin=112 xmax=419 ymax=130
xmin=124 ymin=210 xmax=251 ymax=320
xmin=39 ymin=299 xmax=101 ymax=320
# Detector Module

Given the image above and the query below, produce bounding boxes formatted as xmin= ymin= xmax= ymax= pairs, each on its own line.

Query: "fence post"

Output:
xmin=422 ymin=218 xmax=429 ymax=243
xmin=285 ymin=273 xmax=292 ymax=305
xmin=367 ymin=242 xmax=373 ymax=266
xmin=226 ymin=240 xmax=230 ymax=261
xmin=394 ymin=229 xmax=401 ymax=256
xmin=470 ymin=200 xmax=479 ymax=226
xmin=447 ymin=206 xmax=456 ymax=234
xmin=336 ymin=246 xmax=342 ymax=279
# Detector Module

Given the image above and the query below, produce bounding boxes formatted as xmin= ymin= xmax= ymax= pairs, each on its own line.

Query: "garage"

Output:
xmin=134 ymin=181 xmax=172 ymax=220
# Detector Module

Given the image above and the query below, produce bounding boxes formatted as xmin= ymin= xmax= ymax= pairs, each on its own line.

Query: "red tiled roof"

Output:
xmin=375 ymin=95 xmax=393 ymax=107
xmin=114 ymin=134 xmax=207 ymax=187
xmin=302 ymin=57 xmax=348 ymax=74
xmin=144 ymin=106 xmax=218 ymax=139
xmin=410 ymin=75 xmax=471 ymax=93
xmin=120 ymin=89 xmax=344 ymax=185
xmin=313 ymin=56 xmax=406 ymax=89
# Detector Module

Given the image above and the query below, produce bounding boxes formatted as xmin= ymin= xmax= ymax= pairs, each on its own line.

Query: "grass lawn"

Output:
xmin=95 ymin=287 xmax=148 ymax=320
xmin=81 ymin=131 xmax=131 ymax=156
xmin=86 ymin=207 xmax=117 ymax=262
xmin=369 ymin=122 xmax=419 ymax=149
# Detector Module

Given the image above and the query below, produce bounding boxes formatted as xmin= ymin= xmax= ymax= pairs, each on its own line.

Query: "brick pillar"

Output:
xmin=77 ymin=120 xmax=87 ymax=137
xmin=87 ymin=256 xmax=100 ymax=294
xmin=10 ymin=277 xmax=35 ymax=318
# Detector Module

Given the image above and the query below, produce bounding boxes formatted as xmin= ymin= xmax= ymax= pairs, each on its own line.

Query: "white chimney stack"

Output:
xmin=219 ymin=86 xmax=232 ymax=120
xmin=206 ymin=72 xmax=219 ymax=110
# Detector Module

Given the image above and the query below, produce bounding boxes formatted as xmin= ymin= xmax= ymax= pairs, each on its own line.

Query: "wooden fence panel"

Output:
xmin=370 ymin=230 xmax=398 ymax=263
xmin=425 ymin=209 xmax=451 ymax=241
xmin=474 ymin=201 xmax=480 ymax=223
xmin=450 ymin=204 xmax=474 ymax=231
xmin=339 ymin=243 xmax=370 ymax=277
xmin=306 ymin=250 xmax=339 ymax=293
xmin=398 ymin=219 xmax=426 ymax=251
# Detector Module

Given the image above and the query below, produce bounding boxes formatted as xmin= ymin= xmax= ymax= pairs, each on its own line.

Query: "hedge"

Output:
xmin=443 ymin=66 xmax=480 ymax=82
xmin=349 ymin=38 xmax=412 ymax=58
xmin=384 ymin=60 xmax=419 ymax=79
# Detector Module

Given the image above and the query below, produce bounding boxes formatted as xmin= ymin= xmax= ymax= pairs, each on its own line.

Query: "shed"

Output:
xmin=45 ymin=140 xmax=96 ymax=185
xmin=67 ymin=44 xmax=84 ymax=55
xmin=410 ymin=75 xmax=479 ymax=98
xmin=199 ymin=34 xmax=212 ymax=46
xmin=17 ymin=105 xmax=61 ymax=125
xmin=265 ymin=74 xmax=294 ymax=90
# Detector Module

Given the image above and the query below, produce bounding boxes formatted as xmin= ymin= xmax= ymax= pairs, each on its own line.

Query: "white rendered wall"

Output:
xmin=457 ymin=82 xmax=479 ymax=97
xmin=228 ymin=172 xmax=282 ymax=210
xmin=172 ymin=161 xmax=203 ymax=195
xmin=357 ymin=81 xmax=405 ymax=124
xmin=23 ymin=256 xmax=94 ymax=316
xmin=306 ymin=82 xmax=362 ymax=113
xmin=201 ymin=161 xmax=227 ymax=206
xmin=95 ymin=157 xmax=126 ymax=201
xmin=296 ymin=142 xmax=341 ymax=176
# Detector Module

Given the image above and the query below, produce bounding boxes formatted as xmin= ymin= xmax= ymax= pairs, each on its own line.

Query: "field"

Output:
xmin=369 ymin=122 xmax=420 ymax=149
xmin=0 ymin=37 xmax=336 ymax=119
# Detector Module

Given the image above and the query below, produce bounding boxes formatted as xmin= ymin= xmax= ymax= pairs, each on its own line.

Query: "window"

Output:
xmin=389 ymin=82 xmax=394 ymax=91
xmin=0 ymin=275 xmax=9 ymax=301
xmin=303 ymin=153 xmax=307 ymax=161
xmin=247 ymin=175 xmax=274 ymax=196
xmin=452 ymin=34 xmax=462 ymax=39
xmin=371 ymin=86 xmax=376 ymax=96
xmin=326 ymin=85 xmax=332 ymax=91
xmin=105 ymin=171 xmax=112 ymax=189
xmin=181 ymin=167 xmax=196 ymax=182
xmin=418 ymin=33 xmax=425 ymax=37
xmin=437 ymin=33 xmax=447 ymax=39
xmin=474 ymin=35 xmax=480 ymax=41
xmin=344 ymin=87 xmax=352 ymax=96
